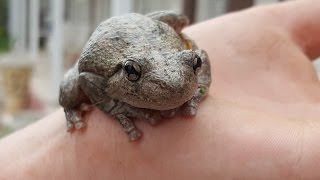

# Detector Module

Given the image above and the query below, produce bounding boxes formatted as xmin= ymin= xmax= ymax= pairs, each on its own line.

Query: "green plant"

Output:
xmin=0 ymin=0 xmax=9 ymax=53
xmin=0 ymin=126 xmax=13 ymax=138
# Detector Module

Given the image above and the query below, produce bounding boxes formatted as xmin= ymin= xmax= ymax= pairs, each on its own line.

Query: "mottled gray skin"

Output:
xmin=59 ymin=11 xmax=211 ymax=141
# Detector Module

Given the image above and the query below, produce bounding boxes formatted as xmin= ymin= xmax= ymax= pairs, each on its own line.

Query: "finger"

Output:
xmin=274 ymin=0 xmax=320 ymax=60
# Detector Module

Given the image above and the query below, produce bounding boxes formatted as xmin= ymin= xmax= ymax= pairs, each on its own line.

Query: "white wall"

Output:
xmin=196 ymin=0 xmax=226 ymax=22
xmin=135 ymin=0 xmax=183 ymax=14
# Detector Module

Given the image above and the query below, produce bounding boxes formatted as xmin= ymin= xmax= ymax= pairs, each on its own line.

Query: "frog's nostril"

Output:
xmin=149 ymin=78 xmax=168 ymax=89
xmin=180 ymin=50 xmax=194 ymax=59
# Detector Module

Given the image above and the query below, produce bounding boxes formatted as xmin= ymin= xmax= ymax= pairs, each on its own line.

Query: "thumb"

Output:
xmin=277 ymin=0 xmax=320 ymax=60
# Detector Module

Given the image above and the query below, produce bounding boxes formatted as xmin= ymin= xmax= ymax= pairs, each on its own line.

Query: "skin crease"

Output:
xmin=1 ymin=0 xmax=320 ymax=179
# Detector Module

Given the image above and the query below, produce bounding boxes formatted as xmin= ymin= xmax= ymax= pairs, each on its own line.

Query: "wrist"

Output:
xmin=0 ymin=109 xmax=118 ymax=178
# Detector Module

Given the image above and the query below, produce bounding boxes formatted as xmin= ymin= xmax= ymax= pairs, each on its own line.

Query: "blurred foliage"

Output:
xmin=0 ymin=0 xmax=7 ymax=28
xmin=0 ymin=126 xmax=13 ymax=138
xmin=0 ymin=32 xmax=9 ymax=53
xmin=0 ymin=0 xmax=9 ymax=53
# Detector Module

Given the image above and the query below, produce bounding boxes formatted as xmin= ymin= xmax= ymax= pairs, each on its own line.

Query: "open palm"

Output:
xmin=1 ymin=1 xmax=320 ymax=179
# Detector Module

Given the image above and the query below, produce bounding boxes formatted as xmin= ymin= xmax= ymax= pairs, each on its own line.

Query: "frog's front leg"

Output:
xmin=181 ymin=50 xmax=211 ymax=116
xmin=79 ymin=72 xmax=144 ymax=141
xmin=114 ymin=114 xmax=142 ymax=141
xmin=124 ymin=106 xmax=162 ymax=126
xmin=64 ymin=103 xmax=92 ymax=131
xmin=109 ymin=104 xmax=161 ymax=141
xmin=107 ymin=102 xmax=162 ymax=141
xmin=59 ymin=66 xmax=93 ymax=131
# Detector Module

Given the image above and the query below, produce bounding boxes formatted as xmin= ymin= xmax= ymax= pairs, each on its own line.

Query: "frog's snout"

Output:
xmin=134 ymin=50 xmax=201 ymax=110
xmin=148 ymin=78 xmax=184 ymax=92
xmin=141 ymin=68 xmax=197 ymax=110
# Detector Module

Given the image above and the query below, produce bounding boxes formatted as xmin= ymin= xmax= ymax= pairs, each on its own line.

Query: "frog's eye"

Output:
xmin=124 ymin=60 xmax=141 ymax=81
xmin=193 ymin=54 xmax=202 ymax=73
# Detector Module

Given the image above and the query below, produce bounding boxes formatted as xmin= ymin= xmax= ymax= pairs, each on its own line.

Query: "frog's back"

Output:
xmin=78 ymin=13 xmax=186 ymax=77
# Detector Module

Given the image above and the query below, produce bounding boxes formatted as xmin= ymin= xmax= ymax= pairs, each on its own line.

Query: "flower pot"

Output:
xmin=0 ymin=53 xmax=33 ymax=113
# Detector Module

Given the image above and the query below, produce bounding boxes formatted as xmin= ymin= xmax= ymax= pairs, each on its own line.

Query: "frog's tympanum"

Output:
xmin=59 ymin=11 xmax=211 ymax=141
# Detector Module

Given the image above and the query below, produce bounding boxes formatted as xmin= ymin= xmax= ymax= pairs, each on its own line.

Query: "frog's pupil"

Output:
xmin=125 ymin=64 xmax=136 ymax=74
xmin=193 ymin=55 xmax=202 ymax=72
xmin=124 ymin=60 xmax=141 ymax=81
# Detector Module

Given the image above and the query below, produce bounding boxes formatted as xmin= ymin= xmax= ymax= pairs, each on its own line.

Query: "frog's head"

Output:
xmin=106 ymin=50 xmax=202 ymax=110
xmin=79 ymin=13 xmax=202 ymax=110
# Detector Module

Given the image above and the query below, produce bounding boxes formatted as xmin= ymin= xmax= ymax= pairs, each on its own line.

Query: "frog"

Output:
xmin=59 ymin=11 xmax=212 ymax=141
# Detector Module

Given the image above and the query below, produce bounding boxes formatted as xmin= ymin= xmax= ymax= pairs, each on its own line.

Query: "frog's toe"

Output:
xmin=75 ymin=121 xmax=86 ymax=129
xmin=64 ymin=108 xmax=88 ymax=131
xmin=160 ymin=108 xmax=179 ymax=118
xmin=115 ymin=114 xmax=143 ymax=141
xmin=128 ymin=129 xmax=142 ymax=141
xmin=181 ymin=106 xmax=197 ymax=116
xmin=145 ymin=113 xmax=161 ymax=126
xmin=80 ymin=103 xmax=93 ymax=112
xmin=66 ymin=121 xmax=74 ymax=132
xmin=147 ymin=117 xmax=160 ymax=126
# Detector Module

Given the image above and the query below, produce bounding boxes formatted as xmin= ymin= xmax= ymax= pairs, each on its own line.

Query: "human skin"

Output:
xmin=1 ymin=0 xmax=320 ymax=179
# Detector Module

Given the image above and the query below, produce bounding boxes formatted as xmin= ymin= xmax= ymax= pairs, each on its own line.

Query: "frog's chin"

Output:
xmin=129 ymin=103 xmax=184 ymax=111
xmin=125 ymin=94 xmax=194 ymax=111
xmin=144 ymin=102 xmax=186 ymax=111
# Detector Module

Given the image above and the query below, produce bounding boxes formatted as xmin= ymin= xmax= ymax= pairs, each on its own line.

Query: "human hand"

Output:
xmin=1 ymin=0 xmax=320 ymax=179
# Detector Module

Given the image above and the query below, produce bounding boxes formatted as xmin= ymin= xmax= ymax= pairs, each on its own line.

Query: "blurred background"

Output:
xmin=0 ymin=0 xmax=317 ymax=137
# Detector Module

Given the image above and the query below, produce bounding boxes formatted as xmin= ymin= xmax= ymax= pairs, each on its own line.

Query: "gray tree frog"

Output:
xmin=59 ymin=11 xmax=211 ymax=141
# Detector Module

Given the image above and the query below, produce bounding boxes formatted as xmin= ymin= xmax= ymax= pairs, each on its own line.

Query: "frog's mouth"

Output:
xmin=127 ymin=74 xmax=198 ymax=110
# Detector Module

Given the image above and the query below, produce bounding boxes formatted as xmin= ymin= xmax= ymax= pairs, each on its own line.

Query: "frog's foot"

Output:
xmin=181 ymin=86 xmax=208 ymax=116
xmin=161 ymin=108 xmax=179 ymax=118
xmin=115 ymin=114 xmax=142 ymax=141
xmin=64 ymin=103 xmax=93 ymax=131
xmin=181 ymin=103 xmax=198 ymax=116
xmin=143 ymin=112 xmax=162 ymax=126
xmin=124 ymin=106 xmax=162 ymax=126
